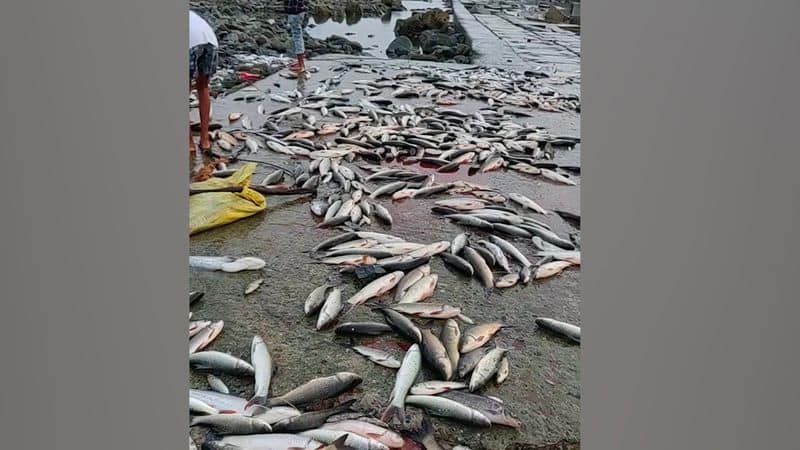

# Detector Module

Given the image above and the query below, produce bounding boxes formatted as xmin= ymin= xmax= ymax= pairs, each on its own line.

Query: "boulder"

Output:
xmin=386 ymin=36 xmax=413 ymax=58
xmin=455 ymin=43 xmax=472 ymax=56
xmin=419 ymin=30 xmax=457 ymax=53
xmin=394 ymin=8 xmax=450 ymax=41
xmin=432 ymin=45 xmax=456 ymax=60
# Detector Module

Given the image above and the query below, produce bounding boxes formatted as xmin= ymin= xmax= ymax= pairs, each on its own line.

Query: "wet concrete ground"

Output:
xmin=190 ymin=56 xmax=580 ymax=449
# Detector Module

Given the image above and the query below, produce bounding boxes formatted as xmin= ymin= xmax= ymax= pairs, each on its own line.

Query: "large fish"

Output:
xmin=439 ymin=391 xmax=522 ymax=429
xmin=378 ymin=308 xmax=423 ymax=343
xmin=190 ymin=351 xmax=255 ymax=377
xmin=267 ymin=372 xmax=363 ymax=407
xmin=300 ymin=429 xmax=389 ymax=450
xmin=271 ymin=399 xmax=356 ymax=432
xmin=421 ymin=328 xmax=453 ymax=380
xmin=211 ymin=434 xmax=323 ymax=450
xmin=410 ymin=380 xmax=467 ymax=395
xmin=380 ymin=343 xmax=421 ymax=424
xmin=352 ymin=345 xmax=402 ymax=369
xmin=390 ymin=303 xmax=462 ymax=319
xmin=404 ymin=395 xmax=491 ymax=426
xmin=317 ymin=287 xmax=343 ymax=330
xmin=305 ymin=285 xmax=330 ymax=316
xmin=398 ymin=274 xmax=438 ymax=304
xmin=190 ymin=413 xmax=272 ymax=435
xmin=321 ymin=420 xmax=404 ymax=449
xmin=508 ymin=192 xmax=548 ymax=215
xmin=394 ymin=264 xmax=431 ymax=301
xmin=440 ymin=319 xmax=461 ymax=375
xmin=462 ymin=247 xmax=494 ymax=288
xmin=334 ymin=321 xmax=394 ymax=336
xmin=346 ymin=271 xmax=404 ymax=305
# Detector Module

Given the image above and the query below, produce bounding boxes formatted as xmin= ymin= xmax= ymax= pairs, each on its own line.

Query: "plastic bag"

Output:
xmin=189 ymin=163 xmax=266 ymax=235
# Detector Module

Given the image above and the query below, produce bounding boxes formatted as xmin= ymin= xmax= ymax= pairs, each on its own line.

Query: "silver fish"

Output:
xmin=244 ymin=278 xmax=264 ymax=295
xmin=410 ymin=380 xmax=467 ymax=395
xmin=440 ymin=319 xmax=461 ymax=375
xmin=535 ymin=317 xmax=580 ymax=343
xmin=317 ymin=287 xmax=343 ymax=330
xmin=247 ymin=335 xmax=272 ymax=407
xmin=206 ymin=374 xmax=229 ymax=394
xmin=190 ymin=351 xmax=255 ymax=377
xmin=305 ymin=285 xmax=330 ymax=316
xmin=404 ymin=395 xmax=491 ymax=426
xmin=346 ymin=271 xmax=404 ymax=306
xmin=469 ymin=348 xmax=509 ymax=391
xmin=352 ymin=345 xmax=402 ymax=369
xmin=380 ymin=343 xmax=421 ymax=424
xmin=190 ymin=413 xmax=272 ymax=435
xmin=268 ymin=372 xmax=363 ymax=407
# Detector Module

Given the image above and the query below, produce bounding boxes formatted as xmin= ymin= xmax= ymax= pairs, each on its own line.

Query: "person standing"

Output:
xmin=189 ymin=10 xmax=219 ymax=153
xmin=284 ymin=0 xmax=308 ymax=73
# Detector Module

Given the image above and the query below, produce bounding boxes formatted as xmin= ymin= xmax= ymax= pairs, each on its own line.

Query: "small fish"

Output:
xmin=353 ymin=345 xmax=402 ymax=368
xmin=451 ymin=233 xmax=469 ymax=255
xmin=540 ymin=168 xmax=577 ymax=186
xmin=440 ymin=252 xmax=474 ymax=276
xmin=206 ymin=374 xmax=229 ymax=394
xmin=462 ymin=247 xmax=494 ymax=288
xmin=378 ymin=308 xmax=423 ymax=343
xmin=440 ymin=319 xmax=461 ymax=375
xmin=534 ymin=260 xmax=575 ymax=279
xmin=305 ymin=285 xmax=330 ymax=316
xmin=334 ymin=321 xmax=394 ymax=336
xmin=189 ymin=320 xmax=224 ymax=354
xmin=228 ymin=112 xmax=243 ymax=122
xmin=247 ymin=335 xmax=273 ymax=407
xmin=244 ymin=278 xmax=264 ymax=295
xmin=410 ymin=381 xmax=467 ymax=395
xmin=394 ymin=265 xmax=431 ymax=301
xmin=535 ymin=317 xmax=580 ymax=343
xmin=398 ymin=274 xmax=438 ymax=304
xmin=508 ymin=192 xmax=548 ymax=215
xmin=495 ymin=273 xmax=520 ymax=288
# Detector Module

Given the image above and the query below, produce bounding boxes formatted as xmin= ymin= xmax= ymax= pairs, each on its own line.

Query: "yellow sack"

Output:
xmin=189 ymin=163 xmax=267 ymax=235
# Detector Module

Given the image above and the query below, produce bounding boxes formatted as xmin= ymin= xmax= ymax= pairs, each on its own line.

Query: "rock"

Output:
xmin=255 ymin=35 xmax=268 ymax=45
xmin=386 ymin=36 xmax=413 ymax=58
xmin=394 ymin=8 xmax=450 ymax=41
xmin=455 ymin=44 xmax=472 ymax=56
xmin=432 ymin=45 xmax=456 ymax=59
xmin=418 ymin=30 xmax=457 ymax=53
xmin=383 ymin=0 xmax=405 ymax=11
xmin=454 ymin=55 xmax=471 ymax=64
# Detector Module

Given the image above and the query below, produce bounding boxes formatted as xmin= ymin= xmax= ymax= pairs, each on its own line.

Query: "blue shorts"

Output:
xmin=190 ymin=43 xmax=218 ymax=79
xmin=287 ymin=13 xmax=306 ymax=56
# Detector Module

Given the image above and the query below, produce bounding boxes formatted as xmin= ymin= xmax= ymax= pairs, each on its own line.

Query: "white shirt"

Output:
xmin=190 ymin=11 xmax=218 ymax=49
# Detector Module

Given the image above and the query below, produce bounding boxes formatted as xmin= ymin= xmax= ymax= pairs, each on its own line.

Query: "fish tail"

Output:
xmin=379 ymin=405 xmax=405 ymax=425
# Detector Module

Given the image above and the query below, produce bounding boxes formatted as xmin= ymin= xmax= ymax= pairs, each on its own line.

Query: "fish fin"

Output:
xmin=405 ymin=415 xmax=438 ymax=448
xmin=244 ymin=395 xmax=268 ymax=409
xmin=321 ymin=434 xmax=349 ymax=449
xmin=380 ymin=405 xmax=405 ymax=425
xmin=337 ymin=398 xmax=358 ymax=410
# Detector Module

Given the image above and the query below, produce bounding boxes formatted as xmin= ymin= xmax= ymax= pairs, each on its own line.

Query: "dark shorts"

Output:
xmin=189 ymin=43 xmax=218 ymax=79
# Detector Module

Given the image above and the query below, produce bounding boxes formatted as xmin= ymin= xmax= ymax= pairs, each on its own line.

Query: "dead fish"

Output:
xmin=334 ymin=321 xmax=394 ymax=336
xmin=535 ymin=317 xmax=580 ymax=343
xmin=189 ymin=320 xmax=211 ymax=338
xmin=534 ymin=260 xmax=575 ymax=279
xmin=394 ymin=265 xmax=431 ymax=301
xmin=404 ymin=395 xmax=491 ymax=427
xmin=346 ymin=271 xmax=405 ymax=306
xmin=478 ymin=240 xmax=512 ymax=272
xmin=321 ymin=420 xmax=404 ymax=449
xmin=495 ymin=356 xmax=510 ymax=384
xmin=319 ymin=255 xmax=377 ymax=266
xmin=189 ymin=320 xmax=224 ymax=354
xmin=317 ymin=287 xmax=343 ymax=330
xmin=461 ymin=247 xmax=494 ymax=288
xmin=469 ymin=348 xmax=509 ymax=391
xmin=440 ymin=319 xmax=461 ymax=375
xmin=303 ymin=284 xmax=330 ymax=316
xmin=390 ymin=303 xmax=461 ymax=319
xmin=310 ymin=198 xmax=330 ymax=217
xmin=398 ymin=274 xmax=438 ymax=304
xmin=380 ymin=344 xmax=421 ymax=425
xmin=439 ymin=252 xmax=474 ymax=276
xmin=494 ymin=273 xmax=520 ymax=288
xmin=439 ymin=391 xmax=522 ymax=429
xmin=460 ymin=322 xmax=506 ymax=353
xmin=190 ymin=351 xmax=255 ymax=377
xmin=421 ymin=329 xmax=453 ymax=380
xmin=271 ymin=399 xmax=356 ymax=433
xmin=228 ymin=112 xmax=243 ymax=122
xmin=206 ymin=374 xmax=229 ymax=394
xmin=267 ymin=372 xmax=363 ymax=407
xmin=190 ymin=413 xmax=273 ymax=435
xmin=312 ymin=232 xmax=358 ymax=252
xmin=456 ymin=348 xmax=488 ymax=379
xmin=508 ymin=192 xmax=548 ymax=215
xmin=540 ymin=168 xmax=577 ymax=186
xmin=451 ymin=233 xmax=469 ymax=255
xmin=435 ymin=198 xmax=486 ymax=211
xmin=244 ymin=278 xmax=264 ymax=295
xmin=378 ymin=308 xmax=423 ymax=344
xmin=353 ymin=345 xmax=402 ymax=369
xmin=410 ymin=380 xmax=467 ymax=395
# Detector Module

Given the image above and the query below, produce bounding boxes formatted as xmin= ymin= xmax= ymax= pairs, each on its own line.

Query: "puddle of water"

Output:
xmin=308 ymin=0 xmax=447 ymax=58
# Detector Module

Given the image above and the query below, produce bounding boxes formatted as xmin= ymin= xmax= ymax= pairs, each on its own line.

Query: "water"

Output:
xmin=307 ymin=1 xmax=448 ymax=58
